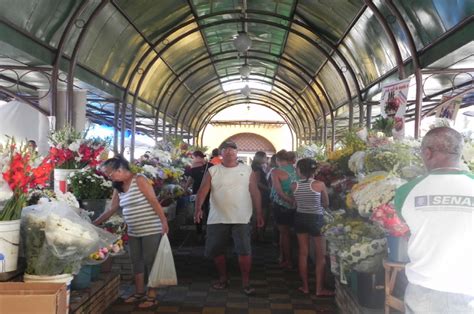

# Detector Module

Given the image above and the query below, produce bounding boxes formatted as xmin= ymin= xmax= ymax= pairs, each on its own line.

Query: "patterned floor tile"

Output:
xmin=105 ymin=226 xmax=337 ymax=313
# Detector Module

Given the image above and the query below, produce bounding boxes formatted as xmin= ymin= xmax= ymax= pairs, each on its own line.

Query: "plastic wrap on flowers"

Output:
xmin=339 ymin=238 xmax=386 ymax=273
xmin=21 ymin=202 xmax=117 ymax=275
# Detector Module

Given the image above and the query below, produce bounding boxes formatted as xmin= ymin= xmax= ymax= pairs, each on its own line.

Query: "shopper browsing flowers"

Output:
xmin=93 ymin=156 xmax=169 ymax=309
xmin=291 ymin=158 xmax=334 ymax=297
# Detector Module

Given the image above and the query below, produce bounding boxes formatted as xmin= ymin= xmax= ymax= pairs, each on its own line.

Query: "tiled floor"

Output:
xmin=105 ymin=227 xmax=337 ymax=313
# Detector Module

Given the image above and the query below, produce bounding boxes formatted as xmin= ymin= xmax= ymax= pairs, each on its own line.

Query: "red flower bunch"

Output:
xmin=0 ymin=139 xmax=54 ymax=220
xmin=314 ymin=162 xmax=341 ymax=187
xmin=370 ymin=203 xmax=409 ymax=237
xmin=47 ymin=126 xmax=109 ymax=169
xmin=3 ymin=153 xmax=53 ymax=194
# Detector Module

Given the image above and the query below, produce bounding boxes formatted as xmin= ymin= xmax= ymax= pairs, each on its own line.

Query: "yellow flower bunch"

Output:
xmin=327 ymin=147 xmax=353 ymax=161
xmin=351 ymin=174 xmax=387 ymax=193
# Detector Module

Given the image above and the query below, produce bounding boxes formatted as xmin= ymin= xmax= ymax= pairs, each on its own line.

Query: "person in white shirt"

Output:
xmin=194 ymin=141 xmax=264 ymax=296
xmin=395 ymin=127 xmax=473 ymax=313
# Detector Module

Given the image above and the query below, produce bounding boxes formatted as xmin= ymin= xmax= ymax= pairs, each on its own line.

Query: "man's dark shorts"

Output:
xmin=205 ymin=223 xmax=251 ymax=258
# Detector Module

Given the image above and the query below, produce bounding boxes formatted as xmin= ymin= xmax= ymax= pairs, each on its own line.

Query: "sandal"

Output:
xmin=123 ymin=293 xmax=145 ymax=303
xmin=138 ymin=296 xmax=159 ymax=309
xmin=242 ymin=285 xmax=256 ymax=296
xmin=212 ymin=280 xmax=229 ymax=290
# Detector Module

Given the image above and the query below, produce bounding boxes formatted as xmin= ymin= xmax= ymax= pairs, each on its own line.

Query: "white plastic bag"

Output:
xmin=148 ymin=234 xmax=177 ymax=288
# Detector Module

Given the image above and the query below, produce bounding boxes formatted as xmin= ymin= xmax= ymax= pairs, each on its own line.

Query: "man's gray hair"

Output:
xmin=422 ymin=127 xmax=463 ymax=157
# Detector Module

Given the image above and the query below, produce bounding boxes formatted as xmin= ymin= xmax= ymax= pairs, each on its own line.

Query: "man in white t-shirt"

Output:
xmin=195 ymin=140 xmax=264 ymax=296
xmin=395 ymin=127 xmax=473 ymax=313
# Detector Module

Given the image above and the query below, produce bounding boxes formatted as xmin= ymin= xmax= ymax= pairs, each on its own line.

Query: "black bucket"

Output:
xmin=356 ymin=270 xmax=385 ymax=309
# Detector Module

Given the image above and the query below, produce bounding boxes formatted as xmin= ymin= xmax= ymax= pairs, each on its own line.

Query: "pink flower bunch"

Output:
xmin=370 ymin=203 xmax=409 ymax=237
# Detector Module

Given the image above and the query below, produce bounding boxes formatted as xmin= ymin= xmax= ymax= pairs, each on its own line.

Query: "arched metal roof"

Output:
xmin=0 ymin=0 xmax=472 ymax=158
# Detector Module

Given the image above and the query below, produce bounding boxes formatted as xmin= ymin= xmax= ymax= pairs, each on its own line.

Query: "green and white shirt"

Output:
xmin=395 ymin=170 xmax=474 ymax=296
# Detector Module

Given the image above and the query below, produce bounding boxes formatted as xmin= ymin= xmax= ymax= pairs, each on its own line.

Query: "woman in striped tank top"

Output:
xmin=94 ymin=156 xmax=169 ymax=309
xmin=291 ymin=158 xmax=334 ymax=297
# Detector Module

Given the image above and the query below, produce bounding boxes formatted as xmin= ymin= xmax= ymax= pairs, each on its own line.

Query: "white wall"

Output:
xmin=0 ymin=100 xmax=50 ymax=154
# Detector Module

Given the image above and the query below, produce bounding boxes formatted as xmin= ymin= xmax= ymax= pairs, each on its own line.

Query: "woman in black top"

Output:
xmin=251 ymin=151 xmax=270 ymax=241
xmin=184 ymin=151 xmax=213 ymax=238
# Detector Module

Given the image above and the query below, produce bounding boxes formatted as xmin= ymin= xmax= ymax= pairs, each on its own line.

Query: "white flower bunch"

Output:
xmin=348 ymin=151 xmax=366 ymax=174
xmin=297 ymin=143 xmax=326 ymax=160
xmin=54 ymin=191 xmax=80 ymax=209
xmin=142 ymin=164 xmax=160 ymax=179
xmin=352 ymin=176 xmax=406 ymax=217
xmin=152 ymin=149 xmax=172 ymax=164
xmin=45 ymin=213 xmax=97 ymax=249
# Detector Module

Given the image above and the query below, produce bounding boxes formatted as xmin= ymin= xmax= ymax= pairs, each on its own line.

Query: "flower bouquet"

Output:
xmin=296 ymin=142 xmax=326 ymax=161
xmin=104 ymin=215 xmax=127 ymax=254
xmin=159 ymin=184 xmax=185 ymax=207
xmin=86 ymin=247 xmax=110 ymax=265
xmin=370 ymin=203 xmax=409 ymax=237
xmin=0 ymin=138 xmax=53 ymax=221
xmin=349 ymin=173 xmax=406 ymax=217
xmin=322 ymin=215 xmax=386 ymax=274
xmin=364 ymin=140 xmax=423 ymax=178
xmin=47 ymin=126 xmax=109 ymax=169
xmin=328 ymin=132 xmax=366 ymax=176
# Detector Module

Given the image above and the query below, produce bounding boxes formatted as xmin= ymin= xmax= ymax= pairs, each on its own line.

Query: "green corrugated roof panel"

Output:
xmin=319 ymin=63 xmax=347 ymax=109
xmin=296 ymin=0 xmax=364 ymax=43
xmin=115 ymin=0 xmax=191 ymax=43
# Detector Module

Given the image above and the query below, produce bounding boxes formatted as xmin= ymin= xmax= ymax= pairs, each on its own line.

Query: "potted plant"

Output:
xmin=68 ymin=168 xmax=112 ymax=220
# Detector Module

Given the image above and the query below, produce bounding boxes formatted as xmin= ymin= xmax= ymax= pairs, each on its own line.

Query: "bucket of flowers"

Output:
xmin=68 ymin=168 xmax=112 ymax=220
xmin=322 ymin=214 xmax=387 ymax=283
xmin=47 ymin=126 xmax=110 ymax=194
xmin=0 ymin=138 xmax=53 ymax=273
xmin=370 ymin=203 xmax=410 ymax=263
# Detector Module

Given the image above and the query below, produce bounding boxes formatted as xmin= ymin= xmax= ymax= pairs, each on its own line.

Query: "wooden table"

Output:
xmin=383 ymin=259 xmax=407 ymax=314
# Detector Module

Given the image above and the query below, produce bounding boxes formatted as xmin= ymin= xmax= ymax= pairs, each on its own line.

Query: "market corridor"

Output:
xmin=104 ymin=226 xmax=337 ymax=313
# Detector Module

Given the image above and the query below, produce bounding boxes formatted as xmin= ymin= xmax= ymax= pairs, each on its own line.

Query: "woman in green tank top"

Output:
xmin=270 ymin=150 xmax=297 ymax=269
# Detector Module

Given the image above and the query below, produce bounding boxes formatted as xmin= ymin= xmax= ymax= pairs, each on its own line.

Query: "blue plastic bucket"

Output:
xmin=387 ymin=235 xmax=409 ymax=263
xmin=71 ymin=265 xmax=92 ymax=290
xmin=90 ymin=264 xmax=101 ymax=281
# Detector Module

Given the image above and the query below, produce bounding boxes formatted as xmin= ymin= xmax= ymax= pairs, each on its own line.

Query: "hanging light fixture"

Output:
xmin=239 ymin=63 xmax=251 ymax=78
xmin=241 ymin=85 xmax=251 ymax=97
xmin=233 ymin=31 xmax=252 ymax=54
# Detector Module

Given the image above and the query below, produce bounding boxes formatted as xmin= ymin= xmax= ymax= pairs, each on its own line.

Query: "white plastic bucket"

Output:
xmin=24 ymin=273 xmax=74 ymax=314
xmin=0 ymin=219 xmax=21 ymax=273
xmin=54 ymin=169 xmax=78 ymax=194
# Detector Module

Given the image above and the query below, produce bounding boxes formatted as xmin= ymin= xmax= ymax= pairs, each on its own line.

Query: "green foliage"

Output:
xmin=371 ymin=117 xmax=394 ymax=136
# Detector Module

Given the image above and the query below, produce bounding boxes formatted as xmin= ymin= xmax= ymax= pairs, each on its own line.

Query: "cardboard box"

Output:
xmin=0 ymin=282 xmax=67 ymax=314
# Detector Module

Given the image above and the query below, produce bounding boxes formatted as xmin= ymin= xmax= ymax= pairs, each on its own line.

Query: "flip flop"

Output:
xmin=137 ymin=296 xmax=159 ymax=309
xmin=212 ymin=280 xmax=229 ymax=290
xmin=242 ymin=286 xmax=256 ymax=296
xmin=298 ymin=287 xmax=309 ymax=295
xmin=123 ymin=293 xmax=145 ymax=303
